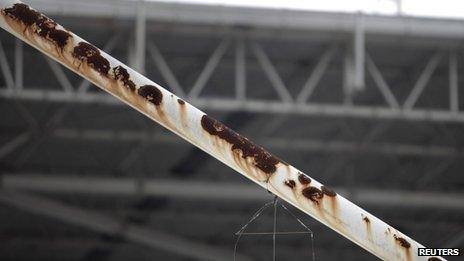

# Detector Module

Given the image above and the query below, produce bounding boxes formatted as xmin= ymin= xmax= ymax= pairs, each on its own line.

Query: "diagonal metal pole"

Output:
xmin=0 ymin=1 xmax=443 ymax=260
xmin=77 ymin=33 xmax=120 ymax=93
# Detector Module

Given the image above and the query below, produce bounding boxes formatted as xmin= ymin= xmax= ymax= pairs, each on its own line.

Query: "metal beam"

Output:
xmin=354 ymin=15 xmax=365 ymax=90
xmin=404 ymin=52 xmax=442 ymax=109
xmin=134 ymin=0 xmax=146 ymax=74
xmin=366 ymin=53 xmax=399 ymax=108
xmin=235 ymin=38 xmax=246 ymax=100
xmin=297 ymin=45 xmax=336 ymax=103
xmin=192 ymin=98 xmax=464 ymax=123
xmin=251 ymin=42 xmax=293 ymax=103
xmin=343 ymin=49 xmax=354 ymax=104
xmin=0 ymin=39 xmax=14 ymax=89
xmin=3 ymin=89 xmax=464 ymax=122
xmin=3 ymin=174 xmax=463 ymax=210
xmin=0 ymin=132 xmax=31 ymax=159
xmin=52 ymin=128 xmax=461 ymax=158
xmin=0 ymin=190 xmax=251 ymax=261
xmin=188 ymin=38 xmax=230 ymax=98
xmin=148 ymin=41 xmax=185 ymax=97
xmin=449 ymin=51 xmax=458 ymax=112
xmin=28 ymin=0 xmax=464 ymax=40
xmin=45 ymin=57 xmax=74 ymax=93
xmin=14 ymin=38 xmax=22 ymax=90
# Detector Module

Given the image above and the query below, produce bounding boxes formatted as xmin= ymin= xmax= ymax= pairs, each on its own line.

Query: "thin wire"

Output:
xmin=238 ymin=231 xmax=311 ymax=235
xmin=233 ymin=195 xmax=316 ymax=261
xmin=280 ymin=203 xmax=316 ymax=261
xmin=234 ymin=201 xmax=275 ymax=261
xmin=272 ymin=196 xmax=277 ymax=261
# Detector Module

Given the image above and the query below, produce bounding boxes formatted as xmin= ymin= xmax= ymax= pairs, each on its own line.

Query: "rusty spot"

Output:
xmin=73 ymin=42 xmax=110 ymax=75
xmin=113 ymin=66 xmax=135 ymax=91
xmin=363 ymin=216 xmax=370 ymax=224
xmin=201 ymin=115 xmax=281 ymax=174
xmin=36 ymin=17 xmax=55 ymax=37
xmin=177 ymin=99 xmax=185 ymax=105
xmin=361 ymin=214 xmax=372 ymax=241
xmin=284 ymin=180 xmax=296 ymax=189
xmin=3 ymin=3 xmax=40 ymax=27
xmin=36 ymin=18 xmax=70 ymax=49
xmin=138 ymin=85 xmax=163 ymax=106
xmin=302 ymin=186 xmax=323 ymax=203
xmin=298 ymin=174 xmax=311 ymax=185
xmin=3 ymin=3 xmax=71 ymax=50
xmin=321 ymin=186 xmax=336 ymax=197
xmin=394 ymin=234 xmax=411 ymax=249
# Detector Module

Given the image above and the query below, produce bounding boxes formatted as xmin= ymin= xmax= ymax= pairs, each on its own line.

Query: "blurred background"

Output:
xmin=0 ymin=0 xmax=464 ymax=260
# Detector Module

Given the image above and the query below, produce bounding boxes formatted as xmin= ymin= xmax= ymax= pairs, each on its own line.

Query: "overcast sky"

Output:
xmin=151 ymin=0 xmax=464 ymax=19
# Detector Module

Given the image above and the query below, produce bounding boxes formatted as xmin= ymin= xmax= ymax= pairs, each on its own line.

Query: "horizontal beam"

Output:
xmin=52 ymin=128 xmax=461 ymax=158
xmin=0 ymin=132 xmax=31 ymax=159
xmin=30 ymin=0 xmax=464 ymax=40
xmin=0 ymin=190 xmax=252 ymax=261
xmin=3 ymin=174 xmax=464 ymax=210
xmin=2 ymin=89 xmax=464 ymax=123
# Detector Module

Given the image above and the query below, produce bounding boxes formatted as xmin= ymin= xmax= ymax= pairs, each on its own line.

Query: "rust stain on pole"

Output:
xmin=301 ymin=186 xmax=323 ymax=203
xmin=201 ymin=115 xmax=282 ymax=176
xmin=138 ymin=85 xmax=163 ymax=106
xmin=284 ymin=179 xmax=296 ymax=189
xmin=113 ymin=66 xmax=136 ymax=91
xmin=298 ymin=173 xmax=311 ymax=185
xmin=3 ymin=3 xmax=71 ymax=50
xmin=73 ymin=42 xmax=111 ymax=75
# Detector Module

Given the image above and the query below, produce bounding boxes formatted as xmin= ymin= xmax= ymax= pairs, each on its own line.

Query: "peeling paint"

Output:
xmin=321 ymin=185 xmax=336 ymax=197
xmin=73 ymin=42 xmax=110 ymax=75
xmin=201 ymin=115 xmax=281 ymax=175
xmin=302 ymin=186 xmax=323 ymax=203
xmin=112 ymin=66 xmax=136 ymax=91
xmin=3 ymin=3 xmax=39 ymax=27
xmin=363 ymin=216 xmax=370 ymax=224
xmin=394 ymin=234 xmax=411 ymax=248
xmin=2 ymin=3 xmax=71 ymax=50
xmin=298 ymin=173 xmax=311 ymax=185
xmin=284 ymin=179 xmax=296 ymax=189
xmin=138 ymin=85 xmax=163 ymax=106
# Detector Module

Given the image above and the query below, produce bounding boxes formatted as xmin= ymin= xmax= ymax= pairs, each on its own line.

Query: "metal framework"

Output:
xmin=0 ymin=190 xmax=252 ymax=261
xmin=0 ymin=33 xmax=463 ymax=123
xmin=3 ymin=174 xmax=463 ymax=210
xmin=0 ymin=1 xmax=454 ymax=260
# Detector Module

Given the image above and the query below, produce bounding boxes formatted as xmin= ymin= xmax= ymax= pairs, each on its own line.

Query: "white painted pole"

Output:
xmin=0 ymin=1 xmax=443 ymax=260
